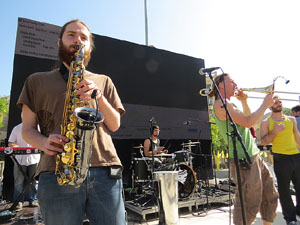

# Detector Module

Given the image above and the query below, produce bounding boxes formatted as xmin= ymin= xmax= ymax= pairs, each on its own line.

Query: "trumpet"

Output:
xmin=240 ymin=88 xmax=300 ymax=95
xmin=199 ymin=86 xmax=300 ymax=102
xmin=199 ymin=88 xmax=211 ymax=97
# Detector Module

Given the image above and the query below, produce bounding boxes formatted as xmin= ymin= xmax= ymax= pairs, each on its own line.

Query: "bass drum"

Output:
xmin=175 ymin=163 xmax=197 ymax=200
xmin=132 ymin=157 xmax=152 ymax=182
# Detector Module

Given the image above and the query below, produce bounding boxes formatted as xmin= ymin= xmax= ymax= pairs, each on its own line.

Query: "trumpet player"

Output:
xmin=17 ymin=20 xmax=126 ymax=225
xmin=210 ymin=73 xmax=278 ymax=225
xmin=260 ymin=96 xmax=300 ymax=225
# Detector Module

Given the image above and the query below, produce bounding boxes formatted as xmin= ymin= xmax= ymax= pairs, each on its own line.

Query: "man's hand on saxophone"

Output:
xmin=43 ymin=134 xmax=68 ymax=156
xmin=76 ymin=79 xmax=98 ymax=102
xmin=22 ymin=104 xmax=68 ymax=157
xmin=76 ymin=78 xmax=121 ymax=132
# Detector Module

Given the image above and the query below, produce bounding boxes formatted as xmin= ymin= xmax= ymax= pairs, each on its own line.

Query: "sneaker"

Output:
xmin=28 ymin=202 xmax=38 ymax=207
xmin=286 ymin=221 xmax=297 ymax=225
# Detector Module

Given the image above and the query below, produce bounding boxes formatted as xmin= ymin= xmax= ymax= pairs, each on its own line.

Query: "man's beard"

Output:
xmin=58 ymin=40 xmax=91 ymax=67
xmin=271 ymin=107 xmax=282 ymax=113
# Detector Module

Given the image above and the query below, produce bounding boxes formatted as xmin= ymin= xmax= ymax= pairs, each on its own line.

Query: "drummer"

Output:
xmin=143 ymin=125 xmax=168 ymax=157
xmin=143 ymin=125 xmax=168 ymax=169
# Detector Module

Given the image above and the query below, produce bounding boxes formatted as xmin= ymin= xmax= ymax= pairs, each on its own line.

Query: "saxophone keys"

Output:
xmin=61 ymin=153 xmax=71 ymax=164
xmin=57 ymin=177 xmax=65 ymax=185
xmin=67 ymin=123 xmax=76 ymax=131
xmin=68 ymin=168 xmax=76 ymax=180
xmin=72 ymin=97 xmax=80 ymax=105
xmin=63 ymin=142 xmax=74 ymax=152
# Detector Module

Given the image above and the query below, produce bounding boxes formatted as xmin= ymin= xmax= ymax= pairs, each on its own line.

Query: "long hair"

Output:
xmin=208 ymin=73 xmax=229 ymax=99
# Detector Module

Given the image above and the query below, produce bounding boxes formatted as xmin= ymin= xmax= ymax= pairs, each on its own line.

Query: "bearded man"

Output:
xmin=17 ymin=20 xmax=126 ymax=225
xmin=260 ymin=96 xmax=300 ymax=225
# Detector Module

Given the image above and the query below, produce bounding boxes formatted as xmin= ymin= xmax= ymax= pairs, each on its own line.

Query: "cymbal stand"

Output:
xmin=187 ymin=145 xmax=193 ymax=167
xmin=130 ymin=155 xmax=136 ymax=189
xmin=204 ymin=154 xmax=211 ymax=208
xmin=151 ymin=145 xmax=156 ymax=195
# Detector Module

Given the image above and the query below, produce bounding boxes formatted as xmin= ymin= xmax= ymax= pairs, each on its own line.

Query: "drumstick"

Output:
xmin=162 ymin=139 xmax=169 ymax=148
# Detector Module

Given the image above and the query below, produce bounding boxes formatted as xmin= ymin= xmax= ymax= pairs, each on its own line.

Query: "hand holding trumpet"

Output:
xmin=234 ymin=88 xmax=248 ymax=102
xmin=235 ymin=88 xmax=274 ymax=108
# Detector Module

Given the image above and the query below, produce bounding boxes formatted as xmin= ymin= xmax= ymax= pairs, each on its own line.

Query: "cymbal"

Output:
xmin=182 ymin=144 xmax=196 ymax=147
xmin=154 ymin=153 xmax=173 ymax=157
xmin=181 ymin=141 xmax=200 ymax=145
xmin=132 ymin=145 xmax=144 ymax=149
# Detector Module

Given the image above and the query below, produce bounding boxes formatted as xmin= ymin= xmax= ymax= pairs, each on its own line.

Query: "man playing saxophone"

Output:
xmin=17 ymin=20 xmax=126 ymax=225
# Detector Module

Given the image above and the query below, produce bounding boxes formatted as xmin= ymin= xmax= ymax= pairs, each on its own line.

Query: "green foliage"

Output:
xmin=283 ymin=107 xmax=291 ymax=116
xmin=0 ymin=97 xmax=9 ymax=129
xmin=210 ymin=116 xmax=227 ymax=155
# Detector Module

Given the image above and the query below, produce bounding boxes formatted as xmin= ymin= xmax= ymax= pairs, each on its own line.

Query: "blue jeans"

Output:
xmin=38 ymin=167 xmax=126 ymax=225
xmin=13 ymin=163 xmax=37 ymax=203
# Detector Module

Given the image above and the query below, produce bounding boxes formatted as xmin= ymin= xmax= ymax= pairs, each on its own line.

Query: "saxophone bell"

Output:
xmin=74 ymin=107 xmax=104 ymax=129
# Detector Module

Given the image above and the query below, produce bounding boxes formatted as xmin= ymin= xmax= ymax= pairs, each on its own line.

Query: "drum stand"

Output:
xmin=130 ymin=146 xmax=157 ymax=207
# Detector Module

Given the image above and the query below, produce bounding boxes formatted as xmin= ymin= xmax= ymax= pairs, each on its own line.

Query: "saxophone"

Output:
xmin=55 ymin=44 xmax=104 ymax=187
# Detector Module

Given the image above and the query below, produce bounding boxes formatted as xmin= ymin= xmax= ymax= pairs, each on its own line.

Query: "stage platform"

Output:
xmin=0 ymin=191 xmax=291 ymax=225
xmin=125 ymin=187 xmax=234 ymax=221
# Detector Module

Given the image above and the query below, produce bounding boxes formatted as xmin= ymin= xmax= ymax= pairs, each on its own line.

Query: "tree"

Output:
xmin=210 ymin=115 xmax=227 ymax=155
xmin=210 ymin=116 xmax=228 ymax=170
xmin=0 ymin=97 xmax=9 ymax=129
xmin=283 ymin=107 xmax=291 ymax=116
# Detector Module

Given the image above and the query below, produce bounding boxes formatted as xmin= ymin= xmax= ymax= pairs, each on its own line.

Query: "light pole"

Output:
xmin=144 ymin=0 xmax=148 ymax=46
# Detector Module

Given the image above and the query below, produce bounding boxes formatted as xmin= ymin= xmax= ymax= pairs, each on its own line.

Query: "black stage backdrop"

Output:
xmin=4 ymin=18 xmax=211 ymax=200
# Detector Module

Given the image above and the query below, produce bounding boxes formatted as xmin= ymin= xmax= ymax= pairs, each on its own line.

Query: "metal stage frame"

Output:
xmin=125 ymin=188 xmax=234 ymax=221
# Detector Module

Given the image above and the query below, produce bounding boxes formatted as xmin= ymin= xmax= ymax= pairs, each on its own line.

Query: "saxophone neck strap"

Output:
xmin=59 ymin=63 xmax=69 ymax=82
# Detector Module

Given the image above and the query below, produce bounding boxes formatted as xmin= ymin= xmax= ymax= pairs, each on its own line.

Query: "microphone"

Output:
xmin=149 ymin=117 xmax=155 ymax=123
xmin=199 ymin=67 xmax=220 ymax=75
xmin=91 ymin=89 xmax=98 ymax=99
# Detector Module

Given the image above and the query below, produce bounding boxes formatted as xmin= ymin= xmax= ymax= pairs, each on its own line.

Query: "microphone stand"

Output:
xmin=148 ymin=120 xmax=157 ymax=208
xmin=149 ymin=121 xmax=155 ymax=189
xmin=210 ymin=143 xmax=219 ymax=190
xmin=206 ymin=70 xmax=252 ymax=225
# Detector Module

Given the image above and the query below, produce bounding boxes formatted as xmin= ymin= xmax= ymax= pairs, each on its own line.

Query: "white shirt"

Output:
xmin=8 ymin=123 xmax=40 ymax=166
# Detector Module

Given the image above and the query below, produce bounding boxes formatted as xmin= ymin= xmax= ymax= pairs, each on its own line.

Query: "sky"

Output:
xmin=2 ymin=0 xmax=300 ymax=112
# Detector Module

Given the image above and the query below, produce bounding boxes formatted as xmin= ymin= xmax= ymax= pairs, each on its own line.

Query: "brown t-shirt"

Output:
xmin=17 ymin=68 xmax=125 ymax=176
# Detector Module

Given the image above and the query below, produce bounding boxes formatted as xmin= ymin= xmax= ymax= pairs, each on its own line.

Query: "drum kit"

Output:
xmin=131 ymin=140 xmax=200 ymax=200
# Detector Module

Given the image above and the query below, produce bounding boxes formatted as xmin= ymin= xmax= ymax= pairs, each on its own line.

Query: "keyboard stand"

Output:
xmin=8 ymin=154 xmax=37 ymax=211
xmin=0 ymin=148 xmax=39 ymax=212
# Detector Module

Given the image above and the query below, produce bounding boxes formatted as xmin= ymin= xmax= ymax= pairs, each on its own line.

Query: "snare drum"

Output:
xmin=132 ymin=157 xmax=152 ymax=182
xmin=174 ymin=150 xmax=190 ymax=164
